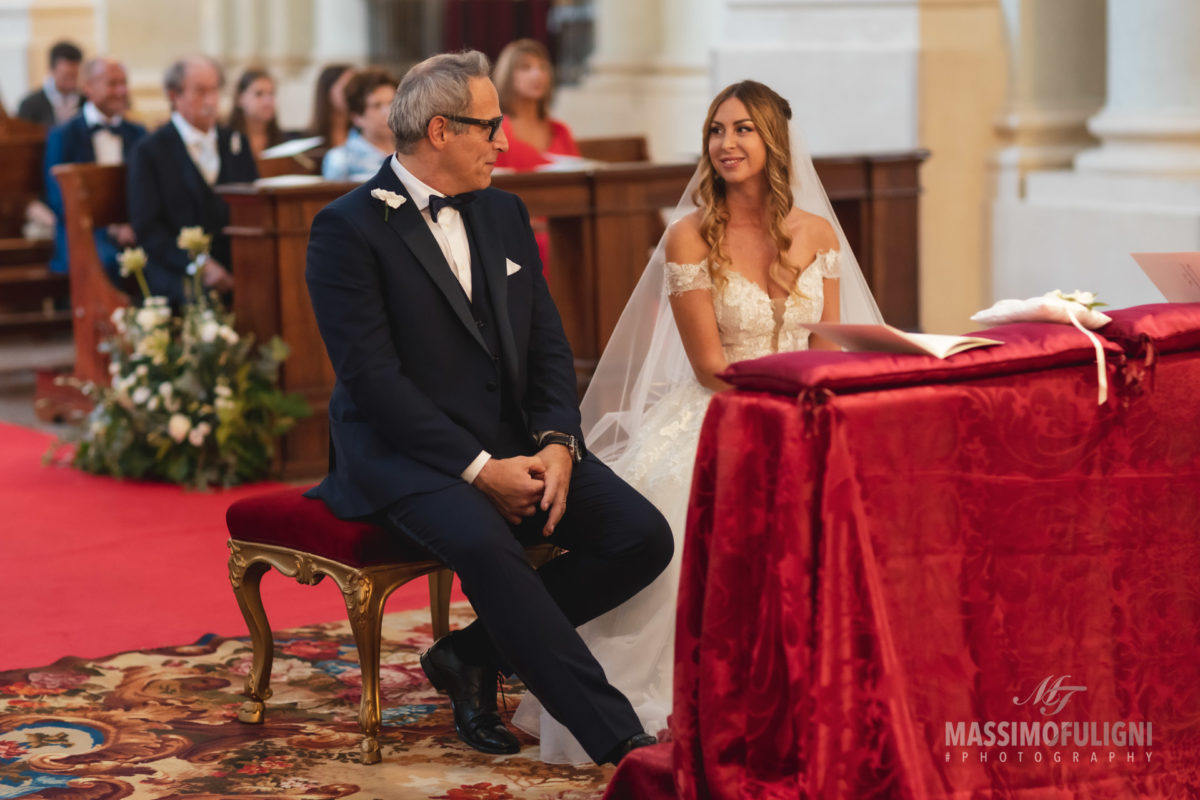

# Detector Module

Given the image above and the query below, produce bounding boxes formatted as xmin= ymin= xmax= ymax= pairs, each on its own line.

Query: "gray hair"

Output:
xmin=389 ymin=50 xmax=490 ymax=153
xmin=163 ymin=55 xmax=224 ymax=96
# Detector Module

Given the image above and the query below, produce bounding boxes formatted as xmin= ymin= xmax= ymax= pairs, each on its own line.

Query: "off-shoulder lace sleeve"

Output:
xmin=666 ymin=261 xmax=712 ymax=295
xmin=814 ymin=249 xmax=841 ymax=279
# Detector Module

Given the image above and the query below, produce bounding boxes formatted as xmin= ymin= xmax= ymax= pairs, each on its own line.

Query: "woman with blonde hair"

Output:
xmin=512 ymin=80 xmax=883 ymax=764
xmin=492 ymin=38 xmax=579 ymax=170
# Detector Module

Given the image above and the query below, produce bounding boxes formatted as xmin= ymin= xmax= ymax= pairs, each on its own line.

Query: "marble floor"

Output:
xmin=0 ymin=334 xmax=75 ymax=435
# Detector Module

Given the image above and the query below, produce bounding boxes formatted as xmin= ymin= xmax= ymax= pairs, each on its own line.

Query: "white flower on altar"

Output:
xmin=135 ymin=364 xmax=148 ymax=377
xmin=167 ymin=413 xmax=192 ymax=443
xmin=371 ymin=188 xmax=406 ymax=220
xmin=135 ymin=307 xmax=164 ymax=330
xmin=218 ymin=325 xmax=239 ymax=344
xmin=108 ymin=362 xmax=120 ymax=376
xmin=147 ymin=396 xmax=160 ymax=411
xmin=214 ymin=384 xmax=232 ymax=398
xmin=199 ymin=321 xmax=220 ymax=343
xmin=159 ymin=382 xmax=173 ymax=398
xmin=131 ymin=386 xmax=151 ymax=406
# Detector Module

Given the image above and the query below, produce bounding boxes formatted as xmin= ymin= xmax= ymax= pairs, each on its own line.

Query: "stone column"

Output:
xmin=1074 ymin=0 xmax=1200 ymax=175
xmin=0 ymin=1 xmax=33 ymax=109
xmin=993 ymin=0 xmax=1106 ymax=176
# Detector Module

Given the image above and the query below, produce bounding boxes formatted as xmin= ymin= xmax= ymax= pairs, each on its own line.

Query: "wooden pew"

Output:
xmin=576 ymin=135 xmax=650 ymax=164
xmin=256 ymin=152 xmax=324 ymax=179
xmin=35 ymin=163 xmax=131 ymax=421
xmin=0 ymin=117 xmax=66 ymax=338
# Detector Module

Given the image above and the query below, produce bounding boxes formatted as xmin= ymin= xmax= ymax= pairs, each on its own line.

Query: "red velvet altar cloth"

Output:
xmin=607 ymin=312 xmax=1200 ymax=799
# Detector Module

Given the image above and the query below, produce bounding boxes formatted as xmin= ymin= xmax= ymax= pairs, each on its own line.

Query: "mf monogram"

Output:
xmin=1013 ymin=675 xmax=1087 ymax=716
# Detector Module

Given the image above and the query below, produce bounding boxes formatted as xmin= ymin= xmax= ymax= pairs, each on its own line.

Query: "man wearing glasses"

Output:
xmin=304 ymin=50 xmax=669 ymax=766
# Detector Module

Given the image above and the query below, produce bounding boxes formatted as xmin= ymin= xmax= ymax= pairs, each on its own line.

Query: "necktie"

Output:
xmin=89 ymin=122 xmax=121 ymax=135
xmin=428 ymin=192 xmax=477 ymax=223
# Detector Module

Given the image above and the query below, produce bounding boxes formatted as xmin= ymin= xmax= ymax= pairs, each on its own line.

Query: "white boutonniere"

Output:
xmin=371 ymin=188 xmax=407 ymax=220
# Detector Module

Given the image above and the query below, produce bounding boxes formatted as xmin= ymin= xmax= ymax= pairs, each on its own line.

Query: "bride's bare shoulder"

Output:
xmin=665 ymin=210 xmax=710 ymax=264
xmin=786 ymin=208 xmax=839 ymax=252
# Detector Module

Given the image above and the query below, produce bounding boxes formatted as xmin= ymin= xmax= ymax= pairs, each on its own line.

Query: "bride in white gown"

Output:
xmin=512 ymin=80 xmax=883 ymax=764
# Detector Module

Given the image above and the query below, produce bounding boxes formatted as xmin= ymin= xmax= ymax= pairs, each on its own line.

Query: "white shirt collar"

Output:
xmin=390 ymin=154 xmax=447 ymax=213
xmin=42 ymin=76 xmax=76 ymax=106
xmin=171 ymin=111 xmax=217 ymax=149
xmin=82 ymin=101 xmax=121 ymax=128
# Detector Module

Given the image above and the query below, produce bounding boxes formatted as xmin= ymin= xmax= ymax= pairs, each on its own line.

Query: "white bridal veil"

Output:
xmin=579 ymin=126 xmax=885 ymax=465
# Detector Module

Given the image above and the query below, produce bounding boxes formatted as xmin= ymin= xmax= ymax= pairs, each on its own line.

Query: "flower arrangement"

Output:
xmin=48 ymin=227 xmax=310 ymax=489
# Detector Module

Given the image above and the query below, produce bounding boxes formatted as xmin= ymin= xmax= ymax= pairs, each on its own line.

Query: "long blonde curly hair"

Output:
xmin=694 ymin=81 xmax=800 ymax=297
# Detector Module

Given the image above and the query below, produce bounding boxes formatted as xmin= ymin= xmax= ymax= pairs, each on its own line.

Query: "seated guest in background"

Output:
xmin=127 ymin=55 xmax=257 ymax=304
xmin=44 ymin=56 xmax=146 ymax=284
xmin=18 ymin=41 xmax=84 ymax=127
xmin=492 ymin=39 xmax=579 ymax=171
xmin=308 ymin=63 xmax=354 ymax=148
xmin=320 ymin=68 xmax=396 ymax=182
xmin=228 ymin=67 xmax=285 ymax=158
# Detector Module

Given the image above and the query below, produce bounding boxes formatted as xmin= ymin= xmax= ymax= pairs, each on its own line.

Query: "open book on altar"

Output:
xmin=799 ymin=322 xmax=1004 ymax=359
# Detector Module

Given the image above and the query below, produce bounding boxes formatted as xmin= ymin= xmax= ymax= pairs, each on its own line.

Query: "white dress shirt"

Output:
xmin=81 ymin=102 xmax=124 ymax=165
xmin=172 ymin=111 xmax=220 ymax=185
xmin=389 ymin=154 xmax=491 ymax=483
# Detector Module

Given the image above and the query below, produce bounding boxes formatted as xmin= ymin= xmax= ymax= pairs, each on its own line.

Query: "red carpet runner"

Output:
xmin=0 ymin=422 xmax=464 ymax=670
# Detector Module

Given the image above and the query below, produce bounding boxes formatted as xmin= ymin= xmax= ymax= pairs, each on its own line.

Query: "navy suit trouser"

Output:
xmin=379 ymin=455 xmax=673 ymax=762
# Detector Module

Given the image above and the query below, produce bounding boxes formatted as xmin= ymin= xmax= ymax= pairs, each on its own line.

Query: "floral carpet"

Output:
xmin=0 ymin=604 xmax=612 ymax=799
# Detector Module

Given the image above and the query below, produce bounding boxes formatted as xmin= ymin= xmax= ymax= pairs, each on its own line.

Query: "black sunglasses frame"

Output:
xmin=440 ymin=114 xmax=505 ymax=141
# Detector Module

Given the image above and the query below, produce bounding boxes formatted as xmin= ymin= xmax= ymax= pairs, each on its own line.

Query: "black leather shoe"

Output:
xmin=420 ymin=636 xmax=520 ymax=755
xmin=603 ymin=732 xmax=657 ymax=765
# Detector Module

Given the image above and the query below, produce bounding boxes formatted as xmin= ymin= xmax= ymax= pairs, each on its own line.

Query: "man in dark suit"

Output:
xmin=17 ymin=41 xmax=83 ymax=127
xmin=127 ymin=56 xmax=257 ymax=304
xmin=305 ymin=51 xmax=671 ymax=765
xmin=44 ymin=57 xmax=146 ymax=282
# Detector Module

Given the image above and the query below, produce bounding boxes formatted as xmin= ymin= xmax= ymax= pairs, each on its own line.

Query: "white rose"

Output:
xmin=188 ymin=426 xmax=206 ymax=446
xmin=131 ymin=386 xmax=151 ymax=405
xmin=159 ymin=382 xmax=173 ymax=398
xmin=147 ymin=396 xmax=160 ymax=411
xmin=135 ymin=308 xmax=161 ymax=330
xmin=214 ymin=384 xmax=233 ymax=398
xmin=167 ymin=413 xmax=191 ymax=443
xmin=135 ymin=364 xmax=148 ymax=377
xmin=199 ymin=321 xmax=220 ymax=343
xmin=218 ymin=325 xmax=239 ymax=344
xmin=108 ymin=362 xmax=120 ymax=376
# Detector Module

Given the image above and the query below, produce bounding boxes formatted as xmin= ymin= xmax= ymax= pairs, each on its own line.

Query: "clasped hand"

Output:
xmin=472 ymin=445 xmax=573 ymax=536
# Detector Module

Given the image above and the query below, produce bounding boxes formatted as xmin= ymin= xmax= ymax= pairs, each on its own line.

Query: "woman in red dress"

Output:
xmin=493 ymin=39 xmax=580 ymax=170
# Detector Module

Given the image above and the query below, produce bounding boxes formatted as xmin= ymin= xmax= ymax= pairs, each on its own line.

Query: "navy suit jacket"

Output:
xmin=126 ymin=122 xmax=257 ymax=302
xmin=304 ymin=160 xmax=582 ymax=519
xmin=44 ymin=113 xmax=147 ymax=275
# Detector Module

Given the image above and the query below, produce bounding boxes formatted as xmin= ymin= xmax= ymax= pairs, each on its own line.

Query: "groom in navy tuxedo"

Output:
xmin=304 ymin=51 xmax=671 ymax=765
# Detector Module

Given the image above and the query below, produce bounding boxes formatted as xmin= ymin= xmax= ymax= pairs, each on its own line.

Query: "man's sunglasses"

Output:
xmin=440 ymin=114 xmax=505 ymax=142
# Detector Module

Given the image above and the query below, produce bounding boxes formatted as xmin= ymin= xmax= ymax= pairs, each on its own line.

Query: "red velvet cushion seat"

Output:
xmin=720 ymin=322 xmax=1122 ymax=396
xmin=226 ymin=487 xmax=436 ymax=568
xmin=1101 ymin=303 xmax=1200 ymax=356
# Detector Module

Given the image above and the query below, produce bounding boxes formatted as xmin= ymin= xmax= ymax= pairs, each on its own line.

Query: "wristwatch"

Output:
xmin=539 ymin=431 xmax=584 ymax=464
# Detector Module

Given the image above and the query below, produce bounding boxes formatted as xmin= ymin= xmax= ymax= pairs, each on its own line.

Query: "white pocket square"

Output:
xmin=505 ymin=258 xmax=522 ymax=276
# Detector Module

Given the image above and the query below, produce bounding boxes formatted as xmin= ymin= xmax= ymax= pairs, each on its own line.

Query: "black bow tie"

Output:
xmin=428 ymin=192 xmax=477 ymax=222
xmin=89 ymin=122 xmax=121 ymax=135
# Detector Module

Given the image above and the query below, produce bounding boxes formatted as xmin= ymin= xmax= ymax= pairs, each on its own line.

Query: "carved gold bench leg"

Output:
xmin=342 ymin=570 xmax=388 ymax=765
xmin=228 ymin=543 xmax=274 ymax=723
xmin=428 ymin=569 xmax=454 ymax=641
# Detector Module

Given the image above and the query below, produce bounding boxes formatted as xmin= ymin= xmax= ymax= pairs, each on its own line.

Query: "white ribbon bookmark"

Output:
xmin=1067 ymin=310 xmax=1108 ymax=406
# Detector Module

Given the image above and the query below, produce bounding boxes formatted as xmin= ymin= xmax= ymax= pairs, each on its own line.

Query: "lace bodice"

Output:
xmin=666 ymin=250 xmax=840 ymax=363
